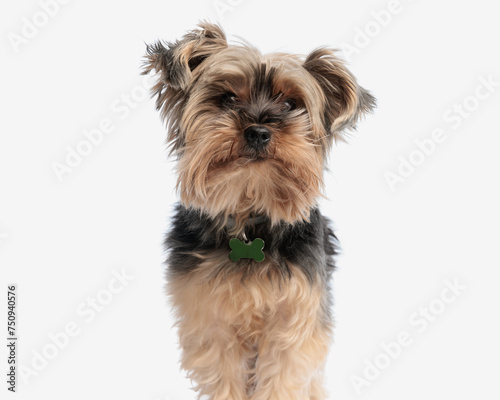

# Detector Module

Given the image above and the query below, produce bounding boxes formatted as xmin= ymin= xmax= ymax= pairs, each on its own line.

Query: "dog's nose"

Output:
xmin=244 ymin=126 xmax=271 ymax=150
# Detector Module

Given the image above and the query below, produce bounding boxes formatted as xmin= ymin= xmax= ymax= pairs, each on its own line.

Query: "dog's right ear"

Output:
xmin=143 ymin=22 xmax=227 ymax=91
xmin=304 ymin=48 xmax=375 ymax=144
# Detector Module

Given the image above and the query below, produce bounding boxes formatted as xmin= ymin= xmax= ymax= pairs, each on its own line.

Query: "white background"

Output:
xmin=1 ymin=0 xmax=499 ymax=399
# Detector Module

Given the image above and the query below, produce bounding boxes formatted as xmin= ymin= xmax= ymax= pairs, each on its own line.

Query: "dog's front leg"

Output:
xmin=250 ymin=269 xmax=332 ymax=400
xmin=169 ymin=274 xmax=250 ymax=400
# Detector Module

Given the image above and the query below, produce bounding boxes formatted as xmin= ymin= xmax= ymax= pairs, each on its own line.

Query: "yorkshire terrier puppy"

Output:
xmin=144 ymin=22 xmax=375 ymax=400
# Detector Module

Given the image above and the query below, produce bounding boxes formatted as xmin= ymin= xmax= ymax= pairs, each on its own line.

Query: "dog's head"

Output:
xmin=144 ymin=22 xmax=375 ymax=232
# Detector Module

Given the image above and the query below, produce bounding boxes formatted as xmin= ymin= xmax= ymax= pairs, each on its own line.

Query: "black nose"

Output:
xmin=244 ymin=126 xmax=271 ymax=150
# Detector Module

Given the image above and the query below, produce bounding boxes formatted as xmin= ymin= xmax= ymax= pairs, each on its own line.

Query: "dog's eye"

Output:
xmin=219 ymin=92 xmax=237 ymax=107
xmin=283 ymin=99 xmax=296 ymax=112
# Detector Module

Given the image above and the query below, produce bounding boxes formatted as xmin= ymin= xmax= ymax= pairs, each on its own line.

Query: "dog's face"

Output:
xmin=144 ymin=22 xmax=374 ymax=232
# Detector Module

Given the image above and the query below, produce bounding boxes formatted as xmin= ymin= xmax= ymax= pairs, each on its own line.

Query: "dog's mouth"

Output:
xmin=246 ymin=154 xmax=270 ymax=163
xmin=210 ymin=153 xmax=277 ymax=170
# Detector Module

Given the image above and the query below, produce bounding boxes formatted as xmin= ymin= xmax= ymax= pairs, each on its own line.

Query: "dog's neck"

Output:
xmin=226 ymin=215 xmax=268 ymax=229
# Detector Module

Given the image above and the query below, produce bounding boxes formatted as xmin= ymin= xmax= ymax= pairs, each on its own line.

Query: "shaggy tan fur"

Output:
xmin=168 ymin=254 xmax=332 ymax=400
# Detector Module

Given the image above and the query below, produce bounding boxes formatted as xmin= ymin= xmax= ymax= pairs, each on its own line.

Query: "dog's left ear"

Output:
xmin=304 ymin=48 xmax=375 ymax=141
xmin=143 ymin=22 xmax=228 ymax=92
xmin=142 ymin=22 xmax=228 ymax=153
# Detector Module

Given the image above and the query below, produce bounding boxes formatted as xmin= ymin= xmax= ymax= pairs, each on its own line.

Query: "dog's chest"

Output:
xmin=169 ymin=259 xmax=322 ymax=340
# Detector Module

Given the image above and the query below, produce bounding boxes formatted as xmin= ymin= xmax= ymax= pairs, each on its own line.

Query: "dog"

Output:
xmin=143 ymin=22 xmax=375 ymax=400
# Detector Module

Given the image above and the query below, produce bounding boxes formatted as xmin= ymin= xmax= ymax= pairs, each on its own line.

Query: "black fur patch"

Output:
xmin=165 ymin=204 xmax=338 ymax=283
xmin=252 ymin=63 xmax=276 ymax=100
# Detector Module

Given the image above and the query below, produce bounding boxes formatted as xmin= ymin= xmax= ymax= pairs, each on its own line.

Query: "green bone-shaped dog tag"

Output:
xmin=229 ymin=238 xmax=265 ymax=262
